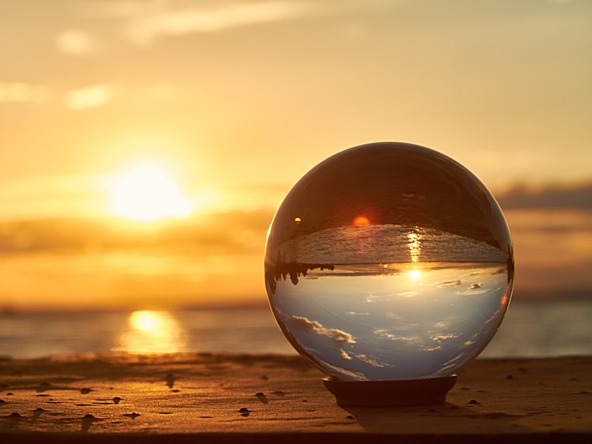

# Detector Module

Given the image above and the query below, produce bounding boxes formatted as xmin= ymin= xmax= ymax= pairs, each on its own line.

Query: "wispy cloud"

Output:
xmin=126 ymin=1 xmax=325 ymax=45
xmin=0 ymin=82 xmax=50 ymax=103
xmin=0 ymin=208 xmax=271 ymax=254
xmin=430 ymin=333 xmax=458 ymax=343
xmin=437 ymin=279 xmax=463 ymax=288
xmin=64 ymin=84 xmax=115 ymax=109
xmin=374 ymin=329 xmax=418 ymax=343
xmin=354 ymin=353 xmax=391 ymax=368
xmin=59 ymin=0 xmax=395 ymax=49
xmin=56 ymin=29 xmax=97 ymax=56
xmin=497 ymin=183 xmax=592 ymax=209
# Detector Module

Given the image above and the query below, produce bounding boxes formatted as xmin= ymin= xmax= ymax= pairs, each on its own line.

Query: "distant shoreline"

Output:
xmin=2 ymin=292 xmax=592 ymax=314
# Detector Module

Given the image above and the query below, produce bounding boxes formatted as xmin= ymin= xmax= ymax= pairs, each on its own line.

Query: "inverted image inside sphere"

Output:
xmin=265 ymin=142 xmax=514 ymax=381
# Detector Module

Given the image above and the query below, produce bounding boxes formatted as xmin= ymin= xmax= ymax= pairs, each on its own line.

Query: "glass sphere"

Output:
xmin=265 ymin=142 xmax=514 ymax=381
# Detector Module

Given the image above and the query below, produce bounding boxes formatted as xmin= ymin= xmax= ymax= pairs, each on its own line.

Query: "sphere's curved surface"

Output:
xmin=265 ymin=142 xmax=514 ymax=381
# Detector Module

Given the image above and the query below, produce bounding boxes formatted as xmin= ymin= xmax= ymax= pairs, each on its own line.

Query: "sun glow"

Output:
xmin=118 ymin=310 xmax=187 ymax=354
xmin=408 ymin=269 xmax=422 ymax=280
xmin=109 ymin=163 xmax=192 ymax=221
xmin=353 ymin=215 xmax=370 ymax=226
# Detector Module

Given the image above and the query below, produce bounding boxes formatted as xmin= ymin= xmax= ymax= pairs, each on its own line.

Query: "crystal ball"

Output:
xmin=265 ymin=142 xmax=514 ymax=381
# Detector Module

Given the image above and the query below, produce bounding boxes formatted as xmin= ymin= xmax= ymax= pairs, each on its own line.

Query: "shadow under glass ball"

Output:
xmin=265 ymin=142 xmax=514 ymax=387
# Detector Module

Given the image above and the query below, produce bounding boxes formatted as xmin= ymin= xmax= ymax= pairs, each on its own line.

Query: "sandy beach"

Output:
xmin=0 ymin=353 xmax=590 ymax=442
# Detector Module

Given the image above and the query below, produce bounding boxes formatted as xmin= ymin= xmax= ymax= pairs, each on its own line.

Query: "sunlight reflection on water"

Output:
xmin=115 ymin=310 xmax=187 ymax=354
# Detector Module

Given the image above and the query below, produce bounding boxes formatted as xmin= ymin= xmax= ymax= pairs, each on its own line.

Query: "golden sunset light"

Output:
xmin=2 ymin=4 xmax=592 ymax=434
xmin=0 ymin=0 xmax=590 ymax=313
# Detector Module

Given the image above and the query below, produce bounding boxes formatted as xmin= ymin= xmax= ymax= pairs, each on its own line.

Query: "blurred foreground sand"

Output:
xmin=0 ymin=354 xmax=590 ymax=442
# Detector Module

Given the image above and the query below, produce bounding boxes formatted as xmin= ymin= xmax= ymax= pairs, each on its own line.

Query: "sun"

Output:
xmin=408 ymin=269 xmax=422 ymax=280
xmin=353 ymin=215 xmax=370 ymax=226
xmin=109 ymin=163 xmax=193 ymax=221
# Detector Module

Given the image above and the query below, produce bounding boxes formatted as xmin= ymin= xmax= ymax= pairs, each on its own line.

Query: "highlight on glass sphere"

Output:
xmin=264 ymin=142 xmax=514 ymax=382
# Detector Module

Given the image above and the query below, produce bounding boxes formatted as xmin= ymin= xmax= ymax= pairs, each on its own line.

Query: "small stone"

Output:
xmin=80 ymin=388 xmax=91 ymax=394
xmin=113 ymin=397 xmax=122 ymax=404
xmin=164 ymin=374 xmax=176 ymax=389
xmin=36 ymin=382 xmax=52 ymax=393
xmin=255 ymin=392 xmax=268 ymax=404
xmin=468 ymin=399 xmax=479 ymax=405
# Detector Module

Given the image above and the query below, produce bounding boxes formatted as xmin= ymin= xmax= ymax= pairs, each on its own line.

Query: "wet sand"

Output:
xmin=0 ymin=354 xmax=590 ymax=442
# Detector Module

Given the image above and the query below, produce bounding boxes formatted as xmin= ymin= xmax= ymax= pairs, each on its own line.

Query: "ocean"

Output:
xmin=0 ymin=298 xmax=590 ymax=359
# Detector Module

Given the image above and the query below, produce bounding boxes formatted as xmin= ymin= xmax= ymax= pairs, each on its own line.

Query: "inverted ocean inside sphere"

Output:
xmin=265 ymin=142 xmax=514 ymax=381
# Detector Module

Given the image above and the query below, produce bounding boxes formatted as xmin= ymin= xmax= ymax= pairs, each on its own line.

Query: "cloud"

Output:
xmin=430 ymin=333 xmax=458 ymax=343
xmin=125 ymin=1 xmax=325 ymax=45
xmin=0 ymin=209 xmax=272 ymax=255
xmin=62 ymin=0 xmax=396 ymax=49
xmin=289 ymin=315 xmax=356 ymax=347
xmin=437 ymin=279 xmax=463 ymax=288
xmin=0 ymin=82 xmax=49 ymax=103
xmin=497 ymin=183 xmax=592 ymax=209
xmin=56 ymin=29 xmax=97 ymax=56
xmin=396 ymin=289 xmax=421 ymax=297
xmin=374 ymin=329 xmax=417 ymax=343
xmin=365 ymin=294 xmax=387 ymax=303
xmin=354 ymin=353 xmax=391 ymax=368
xmin=64 ymin=84 xmax=115 ymax=109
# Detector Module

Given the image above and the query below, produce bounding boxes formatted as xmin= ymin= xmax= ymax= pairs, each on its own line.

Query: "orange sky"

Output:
xmin=1 ymin=0 xmax=591 ymax=309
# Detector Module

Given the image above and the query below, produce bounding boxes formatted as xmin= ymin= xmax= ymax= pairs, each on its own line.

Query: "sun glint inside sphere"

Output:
xmin=353 ymin=215 xmax=370 ymax=226
xmin=265 ymin=142 xmax=514 ymax=382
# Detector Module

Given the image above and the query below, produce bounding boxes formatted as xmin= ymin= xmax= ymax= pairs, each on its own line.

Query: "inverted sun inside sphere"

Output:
xmin=264 ymin=142 xmax=514 ymax=385
xmin=353 ymin=215 xmax=370 ymax=226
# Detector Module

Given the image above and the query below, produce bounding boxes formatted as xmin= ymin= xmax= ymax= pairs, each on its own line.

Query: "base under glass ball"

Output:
xmin=323 ymin=375 xmax=457 ymax=407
